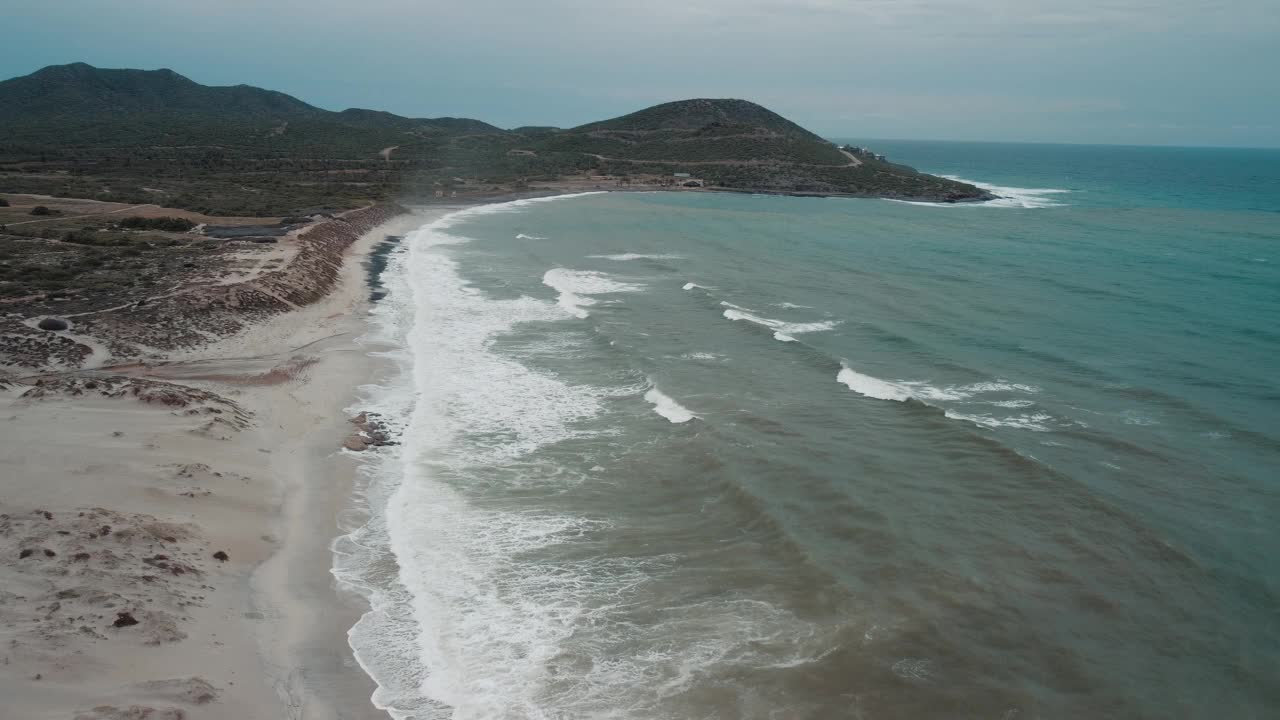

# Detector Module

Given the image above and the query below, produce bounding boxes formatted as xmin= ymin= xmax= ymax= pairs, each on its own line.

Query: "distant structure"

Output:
xmin=840 ymin=144 xmax=887 ymax=162
xmin=671 ymin=172 xmax=704 ymax=187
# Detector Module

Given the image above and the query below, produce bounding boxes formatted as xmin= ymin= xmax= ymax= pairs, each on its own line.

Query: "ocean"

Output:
xmin=335 ymin=141 xmax=1280 ymax=719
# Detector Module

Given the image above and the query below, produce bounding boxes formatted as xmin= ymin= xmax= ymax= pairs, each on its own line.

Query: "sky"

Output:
xmin=4 ymin=0 xmax=1279 ymax=147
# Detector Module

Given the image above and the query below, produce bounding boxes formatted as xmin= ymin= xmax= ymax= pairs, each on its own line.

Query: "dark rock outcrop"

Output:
xmin=344 ymin=410 xmax=395 ymax=451
xmin=113 ymin=611 xmax=139 ymax=628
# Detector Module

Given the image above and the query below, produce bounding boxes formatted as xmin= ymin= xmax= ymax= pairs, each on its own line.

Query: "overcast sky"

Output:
xmin=5 ymin=0 xmax=1279 ymax=147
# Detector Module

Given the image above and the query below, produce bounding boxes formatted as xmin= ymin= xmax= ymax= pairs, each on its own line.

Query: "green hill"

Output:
xmin=537 ymin=98 xmax=846 ymax=165
xmin=532 ymin=98 xmax=985 ymax=200
xmin=0 ymin=63 xmax=989 ymax=212
xmin=0 ymin=62 xmax=316 ymax=121
xmin=576 ymin=98 xmax=823 ymax=137
xmin=0 ymin=63 xmax=506 ymax=155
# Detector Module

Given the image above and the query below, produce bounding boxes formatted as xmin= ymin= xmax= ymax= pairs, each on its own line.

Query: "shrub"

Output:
xmin=0 ymin=197 xmax=9 ymax=207
xmin=117 ymin=216 xmax=195 ymax=232
xmin=30 ymin=205 xmax=56 ymax=216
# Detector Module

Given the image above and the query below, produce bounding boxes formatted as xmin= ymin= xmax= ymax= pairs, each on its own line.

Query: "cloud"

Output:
xmin=3 ymin=0 xmax=1278 ymax=145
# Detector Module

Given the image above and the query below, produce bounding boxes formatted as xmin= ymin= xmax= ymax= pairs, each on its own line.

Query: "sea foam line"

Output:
xmin=336 ymin=192 xmax=620 ymax=719
xmin=720 ymin=301 xmax=839 ymax=342
xmin=836 ymin=362 xmax=1051 ymax=431
xmin=836 ymin=362 xmax=1039 ymax=402
xmin=887 ymin=175 xmax=1070 ymax=209
xmin=589 ymin=253 xmax=684 ymax=261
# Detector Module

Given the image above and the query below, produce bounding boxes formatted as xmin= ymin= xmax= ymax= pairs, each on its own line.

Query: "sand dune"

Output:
xmin=0 ymin=209 xmax=438 ymax=719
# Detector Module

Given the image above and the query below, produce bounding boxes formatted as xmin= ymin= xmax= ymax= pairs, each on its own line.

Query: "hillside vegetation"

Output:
xmin=0 ymin=64 xmax=988 ymax=213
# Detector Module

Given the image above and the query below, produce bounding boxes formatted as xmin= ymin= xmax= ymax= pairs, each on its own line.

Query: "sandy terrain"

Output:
xmin=0 ymin=209 xmax=435 ymax=719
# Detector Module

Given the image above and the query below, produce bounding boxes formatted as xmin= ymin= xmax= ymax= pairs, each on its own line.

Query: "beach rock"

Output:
xmin=113 ymin=611 xmax=139 ymax=628
xmin=212 ymin=550 xmax=228 ymax=562
xmin=343 ymin=433 xmax=370 ymax=451
xmin=37 ymin=317 xmax=69 ymax=331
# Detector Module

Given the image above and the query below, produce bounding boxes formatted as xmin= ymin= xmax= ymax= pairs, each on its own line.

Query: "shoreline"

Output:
xmin=243 ymin=209 xmax=431 ymax=720
xmin=0 ymin=186 xmax=999 ymax=717
xmin=418 ymin=183 xmax=998 ymax=206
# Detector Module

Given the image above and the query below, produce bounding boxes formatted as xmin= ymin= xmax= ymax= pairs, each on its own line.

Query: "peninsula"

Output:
xmin=1 ymin=63 xmax=989 ymax=217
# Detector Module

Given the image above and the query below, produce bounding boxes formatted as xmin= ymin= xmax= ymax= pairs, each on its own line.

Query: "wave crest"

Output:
xmin=542 ymin=268 xmax=645 ymax=318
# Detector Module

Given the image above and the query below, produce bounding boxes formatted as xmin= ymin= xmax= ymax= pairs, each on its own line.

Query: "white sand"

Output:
xmin=0 ymin=210 xmax=441 ymax=719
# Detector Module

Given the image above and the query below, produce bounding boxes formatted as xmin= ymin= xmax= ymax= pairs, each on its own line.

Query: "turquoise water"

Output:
xmin=345 ymin=143 xmax=1280 ymax=719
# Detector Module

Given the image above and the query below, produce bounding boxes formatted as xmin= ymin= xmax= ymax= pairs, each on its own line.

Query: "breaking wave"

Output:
xmin=721 ymin=302 xmax=839 ymax=342
xmin=542 ymin=268 xmax=645 ymax=318
xmin=644 ymin=384 xmax=697 ymax=423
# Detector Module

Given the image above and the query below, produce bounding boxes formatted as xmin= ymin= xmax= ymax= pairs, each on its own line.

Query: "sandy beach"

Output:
xmin=0 ymin=208 xmax=442 ymax=719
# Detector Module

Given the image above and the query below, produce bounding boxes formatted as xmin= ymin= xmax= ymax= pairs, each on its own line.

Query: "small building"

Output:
xmin=673 ymin=172 xmax=692 ymax=178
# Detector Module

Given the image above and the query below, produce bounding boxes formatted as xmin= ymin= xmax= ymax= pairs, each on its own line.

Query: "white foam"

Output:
xmin=836 ymin=364 xmax=1042 ymax=404
xmin=985 ymin=399 xmax=1036 ymax=408
xmin=644 ymin=385 xmax=697 ymax=423
xmin=542 ymin=268 xmax=645 ymax=319
xmin=682 ymin=282 xmax=706 ymax=291
xmin=943 ymin=410 xmax=1054 ymax=431
xmin=955 ymin=381 xmax=1041 ymax=394
xmin=334 ymin=193 xmax=638 ymax=718
xmin=888 ymin=175 xmax=1070 ymax=209
xmin=720 ymin=302 xmax=839 ymax=342
xmin=836 ymin=364 xmax=914 ymax=401
xmin=507 ymin=191 xmax=607 ymax=207
xmin=515 ymin=233 xmax=546 ymax=240
xmin=589 ymin=253 xmax=683 ymax=261
xmin=946 ymin=175 xmax=1070 ymax=208
xmin=836 ymin=363 xmax=1044 ymax=413
xmin=774 ymin=302 xmax=814 ymax=309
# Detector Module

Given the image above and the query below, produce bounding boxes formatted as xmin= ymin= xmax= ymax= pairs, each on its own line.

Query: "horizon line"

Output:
xmin=6 ymin=61 xmax=1279 ymax=152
